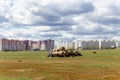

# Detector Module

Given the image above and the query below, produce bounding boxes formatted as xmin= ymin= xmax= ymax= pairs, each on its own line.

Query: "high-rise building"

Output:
xmin=55 ymin=40 xmax=74 ymax=49
xmin=0 ymin=38 xmax=26 ymax=51
xmin=101 ymin=40 xmax=116 ymax=49
xmin=81 ymin=40 xmax=99 ymax=50
xmin=40 ymin=39 xmax=54 ymax=50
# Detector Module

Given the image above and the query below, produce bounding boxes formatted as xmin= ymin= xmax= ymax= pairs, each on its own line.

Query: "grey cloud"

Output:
xmin=0 ymin=15 xmax=9 ymax=23
xmin=50 ymin=26 xmax=72 ymax=31
xmin=91 ymin=35 xmax=115 ymax=40
xmin=57 ymin=37 xmax=77 ymax=41
xmin=85 ymin=2 xmax=120 ymax=25
xmin=33 ymin=17 xmax=76 ymax=26
xmin=11 ymin=0 xmax=94 ymax=27
xmin=15 ymin=33 xmax=33 ymax=38
xmin=31 ymin=6 xmax=61 ymax=22
xmin=47 ymin=1 xmax=94 ymax=16
xmin=13 ymin=32 xmax=42 ymax=40
xmin=108 ymin=4 xmax=120 ymax=16
xmin=93 ymin=26 xmax=118 ymax=35
xmin=72 ymin=25 xmax=119 ymax=36
xmin=40 ymin=33 xmax=62 ymax=38
xmin=14 ymin=30 xmax=62 ymax=40
xmin=88 ymin=16 xmax=120 ymax=25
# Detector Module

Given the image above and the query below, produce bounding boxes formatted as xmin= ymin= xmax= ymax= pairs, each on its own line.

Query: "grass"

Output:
xmin=0 ymin=49 xmax=120 ymax=80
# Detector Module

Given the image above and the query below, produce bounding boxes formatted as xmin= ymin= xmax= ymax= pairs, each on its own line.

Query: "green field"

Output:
xmin=0 ymin=49 xmax=120 ymax=80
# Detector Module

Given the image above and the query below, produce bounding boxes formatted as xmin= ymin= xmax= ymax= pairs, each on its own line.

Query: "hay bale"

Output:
xmin=18 ymin=60 xmax=22 ymax=62
xmin=93 ymin=51 xmax=97 ymax=54
xmin=59 ymin=47 xmax=65 ymax=51
xmin=51 ymin=51 xmax=65 ymax=57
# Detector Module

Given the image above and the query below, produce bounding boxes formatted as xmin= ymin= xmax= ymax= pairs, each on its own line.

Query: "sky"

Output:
xmin=0 ymin=0 xmax=120 ymax=41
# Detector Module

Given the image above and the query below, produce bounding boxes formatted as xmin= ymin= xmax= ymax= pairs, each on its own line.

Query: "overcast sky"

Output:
xmin=0 ymin=0 xmax=120 ymax=41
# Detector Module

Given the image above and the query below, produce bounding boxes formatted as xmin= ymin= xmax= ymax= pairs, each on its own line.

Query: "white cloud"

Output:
xmin=0 ymin=0 xmax=120 ymax=41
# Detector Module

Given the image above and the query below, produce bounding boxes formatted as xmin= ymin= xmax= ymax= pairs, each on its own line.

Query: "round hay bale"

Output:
xmin=93 ymin=51 xmax=97 ymax=54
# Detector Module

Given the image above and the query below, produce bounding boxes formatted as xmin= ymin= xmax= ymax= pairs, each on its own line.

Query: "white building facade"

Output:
xmin=81 ymin=40 xmax=100 ymax=50
xmin=74 ymin=40 xmax=118 ymax=50
xmin=101 ymin=40 xmax=116 ymax=49
xmin=55 ymin=41 xmax=74 ymax=49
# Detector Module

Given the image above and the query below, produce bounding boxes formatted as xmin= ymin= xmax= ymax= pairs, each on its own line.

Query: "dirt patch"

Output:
xmin=0 ymin=60 xmax=23 ymax=63
xmin=35 ymin=76 xmax=45 ymax=80
xmin=10 ymin=69 xmax=33 ymax=72
xmin=0 ymin=59 xmax=77 ymax=64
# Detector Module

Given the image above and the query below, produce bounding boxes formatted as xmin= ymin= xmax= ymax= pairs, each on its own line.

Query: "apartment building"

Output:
xmin=118 ymin=41 xmax=120 ymax=48
xmin=74 ymin=40 xmax=118 ymax=50
xmin=81 ymin=40 xmax=99 ymax=50
xmin=0 ymin=38 xmax=119 ymax=51
xmin=0 ymin=39 xmax=25 ymax=51
xmin=41 ymin=39 xmax=54 ymax=50
xmin=101 ymin=40 xmax=116 ymax=49
xmin=23 ymin=39 xmax=55 ymax=51
xmin=74 ymin=40 xmax=82 ymax=50
xmin=55 ymin=41 xmax=74 ymax=49
xmin=0 ymin=39 xmax=54 ymax=51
